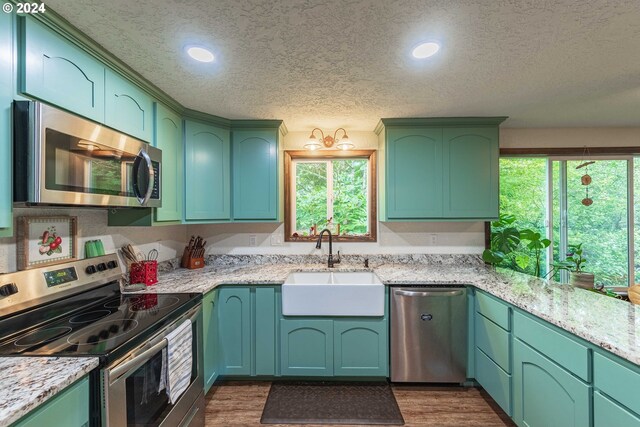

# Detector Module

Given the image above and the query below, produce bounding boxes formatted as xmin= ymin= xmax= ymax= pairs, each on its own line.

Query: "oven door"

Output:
xmin=102 ymin=305 xmax=204 ymax=427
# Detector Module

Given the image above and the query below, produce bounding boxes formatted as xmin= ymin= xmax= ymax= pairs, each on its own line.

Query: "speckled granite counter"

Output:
xmin=140 ymin=254 xmax=640 ymax=366
xmin=0 ymin=357 xmax=99 ymax=426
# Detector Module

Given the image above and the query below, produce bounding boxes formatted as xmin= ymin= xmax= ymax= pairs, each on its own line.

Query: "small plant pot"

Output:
xmin=570 ymin=272 xmax=595 ymax=289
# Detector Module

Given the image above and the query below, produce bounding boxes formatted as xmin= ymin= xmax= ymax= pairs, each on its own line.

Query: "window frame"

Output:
xmin=284 ymin=150 xmax=377 ymax=242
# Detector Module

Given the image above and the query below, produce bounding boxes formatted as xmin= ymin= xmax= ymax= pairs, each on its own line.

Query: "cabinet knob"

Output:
xmin=420 ymin=313 xmax=433 ymax=321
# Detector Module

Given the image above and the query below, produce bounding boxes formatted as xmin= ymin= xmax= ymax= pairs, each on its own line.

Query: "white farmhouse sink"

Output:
xmin=282 ymin=271 xmax=384 ymax=316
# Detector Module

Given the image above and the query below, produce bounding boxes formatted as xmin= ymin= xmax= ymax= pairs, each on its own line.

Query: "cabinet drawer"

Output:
xmin=475 ymin=347 xmax=511 ymax=416
xmin=475 ymin=313 xmax=510 ymax=373
xmin=594 ymin=352 xmax=640 ymax=414
xmin=513 ymin=311 xmax=589 ymax=381
xmin=594 ymin=391 xmax=640 ymax=427
xmin=14 ymin=376 xmax=89 ymax=427
xmin=475 ymin=291 xmax=510 ymax=331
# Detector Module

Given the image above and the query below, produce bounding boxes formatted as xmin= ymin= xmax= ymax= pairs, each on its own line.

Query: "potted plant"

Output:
xmin=554 ymin=243 xmax=594 ymax=289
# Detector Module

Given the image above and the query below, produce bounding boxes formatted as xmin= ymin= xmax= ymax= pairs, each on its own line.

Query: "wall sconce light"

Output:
xmin=304 ymin=128 xmax=354 ymax=151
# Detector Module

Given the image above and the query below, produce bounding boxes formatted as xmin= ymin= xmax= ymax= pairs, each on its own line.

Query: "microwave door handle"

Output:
xmin=133 ymin=149 xmax=154 ymax=206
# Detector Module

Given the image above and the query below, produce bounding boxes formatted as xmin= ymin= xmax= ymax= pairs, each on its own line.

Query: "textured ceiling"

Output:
xmin=46 ymin=0 xmax=640 ymax=130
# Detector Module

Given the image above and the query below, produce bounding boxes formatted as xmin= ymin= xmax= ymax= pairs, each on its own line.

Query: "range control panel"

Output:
xmin=0 ymin=254 xmax=123 ymax=317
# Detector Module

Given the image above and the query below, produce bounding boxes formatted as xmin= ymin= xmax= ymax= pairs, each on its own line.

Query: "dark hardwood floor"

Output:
xmin=205 ymin=381 xmax=515 ymax=426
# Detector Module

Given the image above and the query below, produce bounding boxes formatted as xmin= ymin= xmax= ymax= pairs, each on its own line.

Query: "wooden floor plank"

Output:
xmin=205 ymin=381 xmax=515 ymax=426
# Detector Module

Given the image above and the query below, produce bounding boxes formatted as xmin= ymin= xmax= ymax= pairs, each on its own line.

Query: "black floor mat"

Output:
xmin=260 ymin=381 xmax=404 ymax=425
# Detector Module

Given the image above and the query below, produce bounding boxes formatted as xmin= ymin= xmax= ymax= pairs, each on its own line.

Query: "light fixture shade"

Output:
xmin=304 ymin=139 xmax=322 ymax=150
xmin=336 ymin=136 xmax=354 ymax=150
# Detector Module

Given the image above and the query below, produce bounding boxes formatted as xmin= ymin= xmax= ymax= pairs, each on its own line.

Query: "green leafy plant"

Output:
xmin=483 ymin=214 xmax=550 ymax=277
xmin=554 ymin=243 xmax=587 ymax=273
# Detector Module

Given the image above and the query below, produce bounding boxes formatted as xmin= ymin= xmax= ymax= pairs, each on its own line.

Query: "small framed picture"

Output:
xmin=17 ymin=216 xmax=78 ymax=270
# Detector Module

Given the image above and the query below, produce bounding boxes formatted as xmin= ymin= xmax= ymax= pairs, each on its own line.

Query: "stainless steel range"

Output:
xmin=0 ymin=254 xmax=204 ymax=427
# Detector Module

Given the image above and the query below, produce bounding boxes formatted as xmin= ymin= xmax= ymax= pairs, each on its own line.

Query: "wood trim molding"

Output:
xmin=284 ymin=150 xmax=377 ymax=242
xmin=501 ymin=147 xmax=640 ymax=156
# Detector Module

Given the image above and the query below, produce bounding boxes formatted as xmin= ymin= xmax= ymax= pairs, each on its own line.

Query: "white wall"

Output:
xmin=0 ymin=208 xmax=187 ymax=273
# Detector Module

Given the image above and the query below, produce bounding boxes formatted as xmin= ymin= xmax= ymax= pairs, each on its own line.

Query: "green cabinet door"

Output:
xmin=385 ymin=128 xmax=443 ymax=219
xmin=104 ymin=69 xmax=153 ymax=142
xmin=0 ymin=12 xmax=13 ymax=237
xmin=334 ymin=318 xmax=388 ymax=377
xmin=280 ymin=319 xmax=333 ymax=376
xmin=218 ymin=287 xmax=251 ymax=375
xmin=255 ymin=287 xmax=279 ymax=376
xmin=155 ymin=104 xmax=183 ymax=222
xmin=513 ymin=339 xmax=591 ymax=427
xmin=443 ymin=127 xmax=498 ymax=219
xmin=20 ymin=17 xmax=105 ymax=122
xmin=232 ymin=129 xmax=278 ymax=220
xmin=184 ymin=120 xmax=231 ymax=221
xmin=203 ymin=289 xmax=219 ymax=393
xmin=14 ymin=376 xmax=89 ymax=427
xmin=594 ymin=391 xmax=640 ymax=427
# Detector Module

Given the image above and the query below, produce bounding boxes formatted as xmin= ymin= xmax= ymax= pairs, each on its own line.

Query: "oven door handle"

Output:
xmin=108 ymin=307 xmax=199 ymax=382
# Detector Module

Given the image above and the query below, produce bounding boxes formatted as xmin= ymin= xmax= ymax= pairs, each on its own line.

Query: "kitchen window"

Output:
xmin=499 ymin=155 xmax=636 ymax=289
xmin=284 ymin=150 xmax=377 ymax=242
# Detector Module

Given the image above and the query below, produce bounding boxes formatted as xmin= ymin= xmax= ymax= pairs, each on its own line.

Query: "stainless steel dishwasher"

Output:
xmin=390 ymin=285 xmax=467 ymax=383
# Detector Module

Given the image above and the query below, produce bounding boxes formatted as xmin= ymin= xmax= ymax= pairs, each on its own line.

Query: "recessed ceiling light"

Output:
xmin=186 ymin=46 xmax=215 ymax=63
xmin=412 ymin=42 xmax=440 ymax=59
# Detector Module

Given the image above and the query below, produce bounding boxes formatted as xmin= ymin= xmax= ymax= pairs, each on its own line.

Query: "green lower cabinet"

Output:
xmin=13 ymin=376 xmax=89 ymax=427
xmin=475 ymin=347 xmax=511 ymax=417
xmin=203 ymin=289 xmax=219 ymax=393
xmin=218 ymin=287 xmax=251 ymax=375
xmin=594 ymin=391 xmax=640 ymax=427
xmin=254 ymin=287 xmax=278 ymax=376
xmin=280 ymin=319 xmax=334 ymax=376
xmin=334 ymin=318 xmax=388 ymax=377
xmin=512 ymin=339 xmax=591 ymax=427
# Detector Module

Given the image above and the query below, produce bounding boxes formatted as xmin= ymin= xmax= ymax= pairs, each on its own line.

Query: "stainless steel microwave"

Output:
xmin=13 ymin=101 xmax=161 ymax=208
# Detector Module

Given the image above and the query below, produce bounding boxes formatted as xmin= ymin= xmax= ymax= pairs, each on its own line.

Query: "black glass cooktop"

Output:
xmin=0 ymin=286 xmax=200 ymax=359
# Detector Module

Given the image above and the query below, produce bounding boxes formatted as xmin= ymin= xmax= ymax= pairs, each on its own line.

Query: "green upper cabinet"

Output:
xmin=378 ymin=117 xmax=506 ymax=221
xmin=20 ymin=16 xmax=105 ymax=122
xmin=443 ymin=127 xmax=499 ymax=218
xmin=184 ymin=119 xmax=231 ymax=221
xmin=0 ymin=12 xmax=13 ymax=237
xmin=385 ymin=128 xmax=443 ymax=218
xmin=155 ymin=103 xmax=183 ymax=222
xmin=231 ymin=127 xmax=280 ymax=221
xmin=104 ymin=69 xmax=153 ymax=142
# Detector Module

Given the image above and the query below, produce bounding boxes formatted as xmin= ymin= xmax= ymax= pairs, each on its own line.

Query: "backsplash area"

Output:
xmin=187 ymin=221 xmax=485 ymax=256
xmin=0 ymin=208 xmax=187 ymax=274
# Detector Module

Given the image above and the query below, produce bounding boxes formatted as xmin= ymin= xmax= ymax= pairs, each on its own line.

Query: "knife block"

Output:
xmin=186 ymin=257 xmax=204 ymax=269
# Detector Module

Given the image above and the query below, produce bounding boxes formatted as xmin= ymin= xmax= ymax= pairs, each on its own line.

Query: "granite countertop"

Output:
xmin=0 ymin=357 xmax=99 ymax=426
xmin=141 ymin=254 xmax=640 ymax=366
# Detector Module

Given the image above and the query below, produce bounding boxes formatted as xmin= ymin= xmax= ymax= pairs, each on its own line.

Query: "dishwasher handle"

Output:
xmin=393 ymin=289 xmax=464 ymax=297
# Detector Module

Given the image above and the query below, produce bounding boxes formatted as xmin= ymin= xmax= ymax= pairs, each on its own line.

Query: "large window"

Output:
xmin=284 ymin=150 xmax=377 ymax=241
xmin=499 ymin=156 xmax=635 ymax=288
